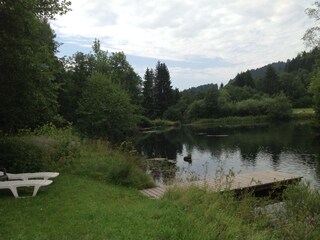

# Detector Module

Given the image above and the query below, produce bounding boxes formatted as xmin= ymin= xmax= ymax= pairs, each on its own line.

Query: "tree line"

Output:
xmin=0 ymin=0 xmax=319 ymax=142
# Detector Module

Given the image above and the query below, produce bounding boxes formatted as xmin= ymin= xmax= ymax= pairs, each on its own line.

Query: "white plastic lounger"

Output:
xmin=0 ymin=171 xmax=59 ymax=181
xmin=0 ymin=180 xmax=53 ymax=198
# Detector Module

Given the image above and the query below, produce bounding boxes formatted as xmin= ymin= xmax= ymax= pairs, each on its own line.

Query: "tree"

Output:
xmin=204 ymin=84 xmax=219 ymax=118
xmin=309 ymin=69 xmax=320 ymax=117
xmin=233 ymin=70 xmax=255 ymax=88
xmin=303 ymin=2 xmax=320 ymax=118
xmin=0 ymin=0 xmax=70 ymax=131
xmin=303 ymin=2 xmax=320 ymax=48
xmin=58 ymin=40 xmax=142 ymax=123
xmin=142 ymin=68 xmax=155 ymax=118
xmin=263 ymin=65 xmax=280 ymax=95
xmin=58 ymin=52 xmax=95 ymax=122
xmin=108 ymin=52 xmax=142 ymax=102
xmin=89 ymin=40 xmax=142 ymax=102
xmin=153 ymin=61 xmax=173 ymax=118
xmin=77 ymin=73 xmax=136 ymax=140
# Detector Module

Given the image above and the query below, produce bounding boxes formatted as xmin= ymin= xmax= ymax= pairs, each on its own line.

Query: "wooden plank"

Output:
xmin=140 ymin=171 xmax=302 ymax=199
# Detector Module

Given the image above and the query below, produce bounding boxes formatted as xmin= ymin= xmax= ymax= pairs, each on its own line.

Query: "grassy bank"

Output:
xmin=191 ymin=116 xmax=269 ymax=128
xmin=1 ymin=125 xmax=320 ymax=239
xmin=1 ymin=173 xmax=319 ymax=239
xmin=191 ymin=109 xmax=315 ymax=128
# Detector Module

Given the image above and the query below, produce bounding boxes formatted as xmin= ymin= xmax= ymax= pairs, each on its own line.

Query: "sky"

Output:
xmin=51 ymin=0 xmax=315 ymax=90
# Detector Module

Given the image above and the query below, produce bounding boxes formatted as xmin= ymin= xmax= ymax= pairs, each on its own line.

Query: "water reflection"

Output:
xmin=134 ymin=122 xmax=320 ymax=188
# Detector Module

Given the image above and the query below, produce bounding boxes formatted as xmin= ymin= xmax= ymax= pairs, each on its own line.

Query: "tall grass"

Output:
xmin=163 ymin=182 xmax=320 ymax=240
xmin=68 ymin=139 xmax=155 ymax=189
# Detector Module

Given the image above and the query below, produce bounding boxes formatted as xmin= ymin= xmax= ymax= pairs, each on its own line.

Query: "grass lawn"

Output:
xmin=0 ymin=174 xmax=276 ymax=240
xmin=0 ymin=175 xmax=163 ymax=240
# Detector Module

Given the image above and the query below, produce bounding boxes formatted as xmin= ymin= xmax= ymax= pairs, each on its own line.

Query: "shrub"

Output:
xmin=135 ymin=115 xmax=153 ymax=128
xmin=266 ymin=94 xmax=292 ymax=121
xmin=0 ymin=124 xmax=80 ymax=172
xmin=236 ymin=99 xmax=266 ymax=116
xmin=0 ymin=137 xmax=44 ymax=172
xmin=184 ymin=100 xmax=206 ymax=121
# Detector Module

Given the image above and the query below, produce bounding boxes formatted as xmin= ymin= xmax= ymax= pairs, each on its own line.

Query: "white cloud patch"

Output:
xmin=52 ymin=0 xmax=315 ymax=90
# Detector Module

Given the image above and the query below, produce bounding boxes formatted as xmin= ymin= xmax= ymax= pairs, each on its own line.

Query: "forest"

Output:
xmin=0 ymin=1 xmax=320 ymax=143
xmin=1 ymin=1 xmax=320 ymax=239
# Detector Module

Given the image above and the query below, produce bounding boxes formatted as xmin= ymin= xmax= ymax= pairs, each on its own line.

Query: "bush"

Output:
xmin=0 ymin=137 xmax=44 ymax=172
xmin=266 ymin=94 xmax=292 ymax=121
xmin=236 ymin=99 xmax=266 ymax=116
xmin=184 ymin=99 xmax=206 ymax=121
xmin=0 ymin=124 xmax=80 ymax=172
xmin=163 ymin=105 xmax=184 ymax=121
xmin=135 ymin=115 xmax=153 ymax=128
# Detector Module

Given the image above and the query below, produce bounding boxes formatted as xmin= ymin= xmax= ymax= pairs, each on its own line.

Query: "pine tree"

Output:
xmin=263 ymin=65 xmax=280 ymax=95
xmin=142 ymin=68 xmax=155 ymax=118
xmin=154 ymin=61 xmax=173 ymax=118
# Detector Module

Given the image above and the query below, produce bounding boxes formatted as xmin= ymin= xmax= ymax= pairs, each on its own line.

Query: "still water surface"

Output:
xmin=134 ymin=122 xmax=320 ymax=188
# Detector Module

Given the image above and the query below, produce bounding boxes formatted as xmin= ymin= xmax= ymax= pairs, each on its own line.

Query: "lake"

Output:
xmin=134 ymin=121 xmax=320 ymax=188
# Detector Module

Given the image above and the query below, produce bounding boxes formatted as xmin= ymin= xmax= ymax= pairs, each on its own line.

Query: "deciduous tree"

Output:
xmin=0 ymin=0 xmax=71 ymax=131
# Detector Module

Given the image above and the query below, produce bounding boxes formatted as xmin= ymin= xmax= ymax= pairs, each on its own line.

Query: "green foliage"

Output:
xmin=108 ymin=51 xmax=142 ymax=103
xmin=163 ymin=188 xmax=273 ymax=240
xmin=285 ymin=48 xmax=320 ymax=72
xmin=163 ymin=104 xmax=185 ymax=121
xmin=1 ymin=174 xmax=319 ymax=239
xmin=0 ymin=124 xmax=80 ymax=172
xmin=141 ymin=62 xmax=177 ymax=119
xmin=0 ymin=137 xmax=44 ymax=172
xmin=204 ymin=84 xmax=219 ymax=118
xmin=0 ymin=1 xmax=68 ymax=132
xmin=69 ymin=140 xmax=154 ymax=189
xmin=135 ymin=115 xmax=153 ymax=128
xmin=223 ymin=85 xmax=259 ymax=102
xmin=279 ymin=71 xmax=313 ymax=107
xmin=309 ymin=68 xmax=320 ymax=118
xmin=263 ymin=65 xmax=280 ymax=95
xmin=233 ymin=70 xmax=255 ymax=88
xmin=266 ymin=94 xmax=293 ymax=121
xmin=192 ymin=116 xmax=269 ymax=127
xmin=151 ymin=119 xmax=180 ymax=127
xmin=142 ymin=68 xmax=155 ymax=117
xmin=271 ymin=183 xmax=320 ymax=239
xmin=185 ymin=99 xmax=206 ymax=121
xmin=77 ymin=73 xmax=136 ymax=140
xmin=236 ymin=98 xmax=268 ymax=116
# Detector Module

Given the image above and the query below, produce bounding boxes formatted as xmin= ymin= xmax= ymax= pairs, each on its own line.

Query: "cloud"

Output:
xmin=52 ymin=0 xmax=315 ymax=90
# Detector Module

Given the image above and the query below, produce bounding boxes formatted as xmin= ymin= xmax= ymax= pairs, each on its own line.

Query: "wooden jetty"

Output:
xmin=140 ymin=171 xmax=302 ymax=199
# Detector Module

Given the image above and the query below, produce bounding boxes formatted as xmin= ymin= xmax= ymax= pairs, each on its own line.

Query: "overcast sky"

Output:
xmin=51 ymin=0 xmax=315 ymax=90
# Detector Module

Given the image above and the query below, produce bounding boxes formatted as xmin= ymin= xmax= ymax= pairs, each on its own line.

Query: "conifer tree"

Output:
xmin=154 ymin=61 xmax=173 ymax=118
xmin=263 ymin=65 xmax=280 ymax=95
xmin=142 ymin=68 xmax=155 ymax=118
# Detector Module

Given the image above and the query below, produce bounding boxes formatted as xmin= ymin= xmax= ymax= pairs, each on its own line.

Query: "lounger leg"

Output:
xmin=9 ymin=186 xmax=19 ymax=198
xmin=33 ymin=185 xmax=41 ymax=196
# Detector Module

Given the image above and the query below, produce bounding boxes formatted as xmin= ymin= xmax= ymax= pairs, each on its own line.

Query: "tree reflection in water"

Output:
xmin=134 ymin=122 xmax=320 ymax=187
